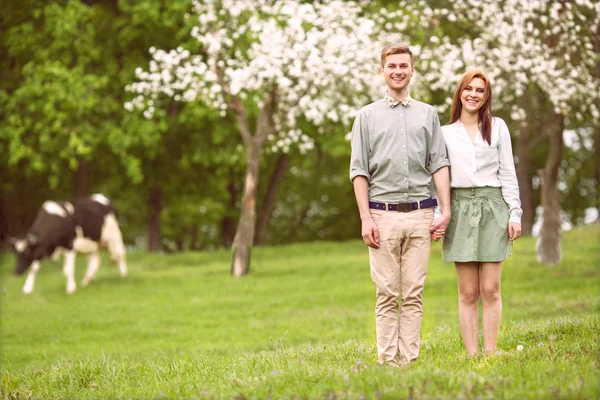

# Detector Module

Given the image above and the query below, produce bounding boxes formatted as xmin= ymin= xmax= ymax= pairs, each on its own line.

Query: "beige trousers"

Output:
xmin=368 ymin=208 xmax=433 ymax=365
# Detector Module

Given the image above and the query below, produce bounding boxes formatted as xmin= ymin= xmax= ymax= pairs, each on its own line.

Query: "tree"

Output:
xmin=0 ymin=0 xmax=132 ymax=235
xmin=0 ymin=0 xmax=245 ymax=252
xmin=126 ymin=0 xmax=422 ymax=276
xmin=425 ymin=0 xmax=600 ymax=264
xmin=0 ymin=1 xmax=120 ymax=196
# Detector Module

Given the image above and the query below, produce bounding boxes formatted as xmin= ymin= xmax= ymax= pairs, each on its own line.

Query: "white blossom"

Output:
xmin=126 ymin=0 xmax=436 ymax=152
xmin=126 ymin=0 xmax=600 ymax=147
xmin=423 ymin=0 xmax=600 ymax=120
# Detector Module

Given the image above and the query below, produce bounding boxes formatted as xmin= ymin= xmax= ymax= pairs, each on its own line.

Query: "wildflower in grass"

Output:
xmin=517 ymin=345 xmax=524 ymax=351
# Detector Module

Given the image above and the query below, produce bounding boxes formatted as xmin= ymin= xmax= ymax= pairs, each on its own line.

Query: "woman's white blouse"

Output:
xmin=441 ymin=117 xmax=523 ymax=224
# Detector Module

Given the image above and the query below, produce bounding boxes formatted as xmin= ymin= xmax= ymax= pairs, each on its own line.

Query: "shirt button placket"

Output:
xmin=399 ymin=112 xmax=409 ymax=193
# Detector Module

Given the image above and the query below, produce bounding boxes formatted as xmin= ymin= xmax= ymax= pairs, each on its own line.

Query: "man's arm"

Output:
xmin=431 ymin=166 xmax=451 ymax=241
xmin=353 ymin=176 xmax=379 ymax=249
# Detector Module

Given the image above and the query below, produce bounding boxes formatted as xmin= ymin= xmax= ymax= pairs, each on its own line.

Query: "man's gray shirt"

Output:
xmin=349 ymin=97 xmax=449 ymax=203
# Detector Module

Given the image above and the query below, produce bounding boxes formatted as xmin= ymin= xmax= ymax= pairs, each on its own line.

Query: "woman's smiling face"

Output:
xmin=460 ymin=77 xmax=486 ymax=114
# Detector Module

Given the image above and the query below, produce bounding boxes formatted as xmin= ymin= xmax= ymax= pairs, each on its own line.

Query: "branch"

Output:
xmin=419 ymin=17 xmax=440 ymax=55
xmin=211 ymin=62 xmax=253 ymax=144
xmin=230 ymin=96 xmax=253 ymax=145
xmin=527 ymin=129 xmax=547 ymax=151
xmin=522 ymin=91 xmax=549 ymax=151
xmin=255 ymin=84 xmax=277 ymax=145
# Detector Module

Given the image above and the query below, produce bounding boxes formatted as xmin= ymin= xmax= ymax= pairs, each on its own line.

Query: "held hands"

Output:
xmin=430 ymin=213 xmax=450 ymax=242
xmin=508 ymin=222 xmax=522 ymax=241
xmin=362 ymin=214 xmax=454 ymax=246
xmin=361 ymin=217 xmax=379 ymax=249
xmin=431 ymin=228 xmax=444 ymax=242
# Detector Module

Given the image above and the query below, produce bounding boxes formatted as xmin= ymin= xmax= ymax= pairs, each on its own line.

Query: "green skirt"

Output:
xmin=442 ymin=187 xmax=512 ymax=262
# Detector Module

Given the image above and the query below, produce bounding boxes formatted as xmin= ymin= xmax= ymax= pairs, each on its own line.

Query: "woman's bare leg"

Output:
xmin=479 ymin=261 xmax=504 ymax=353
xmin=455 ymin=262 xmax=480 ymax=355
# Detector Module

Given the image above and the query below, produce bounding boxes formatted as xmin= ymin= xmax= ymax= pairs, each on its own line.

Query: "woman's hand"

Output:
xmin=508 ymin=222 xmax=521 ymax=241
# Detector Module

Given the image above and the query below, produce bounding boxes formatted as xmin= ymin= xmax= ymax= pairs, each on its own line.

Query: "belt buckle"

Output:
xmin=396 ymin=202 xmax=412 ymax=212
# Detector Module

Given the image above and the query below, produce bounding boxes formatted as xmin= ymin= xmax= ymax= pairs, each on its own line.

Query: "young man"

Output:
xmin=349 ymin=44 xmax=451 ymax=366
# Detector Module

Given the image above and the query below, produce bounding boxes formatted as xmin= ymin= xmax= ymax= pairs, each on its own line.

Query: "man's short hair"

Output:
xmin=380 ymin=44 xmax=413 ymax=67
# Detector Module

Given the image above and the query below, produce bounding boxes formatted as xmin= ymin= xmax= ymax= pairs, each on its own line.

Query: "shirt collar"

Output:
xmin=385 ymin=91 xmax=412 ymax=108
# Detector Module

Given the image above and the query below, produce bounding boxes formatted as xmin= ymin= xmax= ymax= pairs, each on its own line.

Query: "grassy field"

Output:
xmin=1 ymin=225 xmax=598 ymax=399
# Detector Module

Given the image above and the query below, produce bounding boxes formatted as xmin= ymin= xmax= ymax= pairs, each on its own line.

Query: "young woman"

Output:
xmin=441 ymin=69 xmax=522 ymax=355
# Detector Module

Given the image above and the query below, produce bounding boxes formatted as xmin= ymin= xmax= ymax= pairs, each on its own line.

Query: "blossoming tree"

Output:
xmin=423 ymin=0 xmax=600 ymax=264
xmin=126 ymin=0 xmax=413 ymax=276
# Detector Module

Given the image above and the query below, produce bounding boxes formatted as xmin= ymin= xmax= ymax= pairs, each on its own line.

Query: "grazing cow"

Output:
xmin=12 ymin=194 xmax=127 ymax=294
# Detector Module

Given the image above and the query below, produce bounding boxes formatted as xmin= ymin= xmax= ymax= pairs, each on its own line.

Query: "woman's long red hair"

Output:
xmin=449 ymin=69 xmax=493 ymax=145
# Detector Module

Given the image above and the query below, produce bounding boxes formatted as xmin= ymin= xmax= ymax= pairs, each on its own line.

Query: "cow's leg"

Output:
xmin=102 ymin=213 xmax=128 ymax=277
xmin=116 ymin=250 xmax=127 ymax=277
xmin=62 ymin=251 xmax=77 ymax=294
xmin=81 ymin=251 xmax=100 ymax=287
xmin=22 ymin=261 xmax=41 ymax=294
xmin=50 ymin=247 xmax=63 ymax=262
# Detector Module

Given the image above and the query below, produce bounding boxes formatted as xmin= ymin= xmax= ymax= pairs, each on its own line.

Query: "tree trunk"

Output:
xmin=296 ymin=204 xmax=310 ymax=232
xmin=595 ymin=27 xmax=600 ymax=221
xmin=220 ymin=216 xmax=236 ymax=248
xmin=175 ymin=233 xmax=184 ymax=252
xmin=0 ymin=195 xmax=8 ymax=244
xmin=73 ymin=157 xmax=89 ymax=199
xmin=515 ymin=138 xmax=535 ymax=235
xmin=596 ymin=124 xmax=600 ymax=220
xmin=255 ymin=153 xmax=289 ymax=245
xmin=189 ymin=225 xmax=199 ymax=250
xmin=514 ymin=105 xmax=536 ymax=236
xmin=231 ymin=141 xmax=261 ymax=277
xmin=220 ymin=182 xmax=239 ymax=247
xmin=537 ymin=113 xmax=564 ymax=264
xmin=226 ymin=82 xmax=275 ymax=276
xmin=1 ymin=172 xmax=46 ymax=237
xmin=147 ymin=185 xmax=163 ymax=252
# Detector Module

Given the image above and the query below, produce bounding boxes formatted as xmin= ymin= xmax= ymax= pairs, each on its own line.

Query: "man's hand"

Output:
xmin=362 ymin=218 xmax=380 ymax=249
xmin=431 ymin=166 xmax=451 ymax=242
xmin=431 ymin=228 xmax=444 ymax=242
xmin=508 ymin=222 xmax=521 ymax=241
xmin=430 ymin=213 xmax=450 ymax=242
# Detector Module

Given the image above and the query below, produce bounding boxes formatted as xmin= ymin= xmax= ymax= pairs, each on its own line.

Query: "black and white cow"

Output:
xmin=12 ymin=194 xmax=127 ymax=294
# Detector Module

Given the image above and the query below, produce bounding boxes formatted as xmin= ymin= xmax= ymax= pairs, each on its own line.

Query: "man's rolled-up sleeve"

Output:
xmin=349 ymin=110 xmax=371 ymax=182
xmin=427 ymin=108 xmax=450 ymax=174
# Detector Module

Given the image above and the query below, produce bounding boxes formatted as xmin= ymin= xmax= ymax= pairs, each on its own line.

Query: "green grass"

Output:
xmin=1 ymin=225 xmax=599 ymax=399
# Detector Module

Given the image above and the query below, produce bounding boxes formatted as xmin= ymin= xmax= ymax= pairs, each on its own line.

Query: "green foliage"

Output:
xmin=262 ymin=124 xmax=361 ymax=244
xmin=0 ymin=0 xmax=597 ymax=251
xmin=1 ymin=226 xmax=598 ymax=399
xmin=2 ymin=1 xmax=111 ymax=183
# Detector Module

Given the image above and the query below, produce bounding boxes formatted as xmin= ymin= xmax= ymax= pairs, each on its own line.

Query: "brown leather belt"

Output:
xmin=368 ymin=198 xmax=437 ymax=212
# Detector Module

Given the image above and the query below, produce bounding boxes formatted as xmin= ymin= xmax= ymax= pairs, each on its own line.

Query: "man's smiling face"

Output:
xmin=381 ymin=53 xmax=414 ymax=97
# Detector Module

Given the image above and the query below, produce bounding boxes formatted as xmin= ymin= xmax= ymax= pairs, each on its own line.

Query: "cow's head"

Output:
xmin=11 ymin=234 xmax=40 ymax=275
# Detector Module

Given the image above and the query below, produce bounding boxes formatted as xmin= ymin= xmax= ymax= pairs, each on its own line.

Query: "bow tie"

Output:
xmin=386 ymin=95 xmax=411 ymax=108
